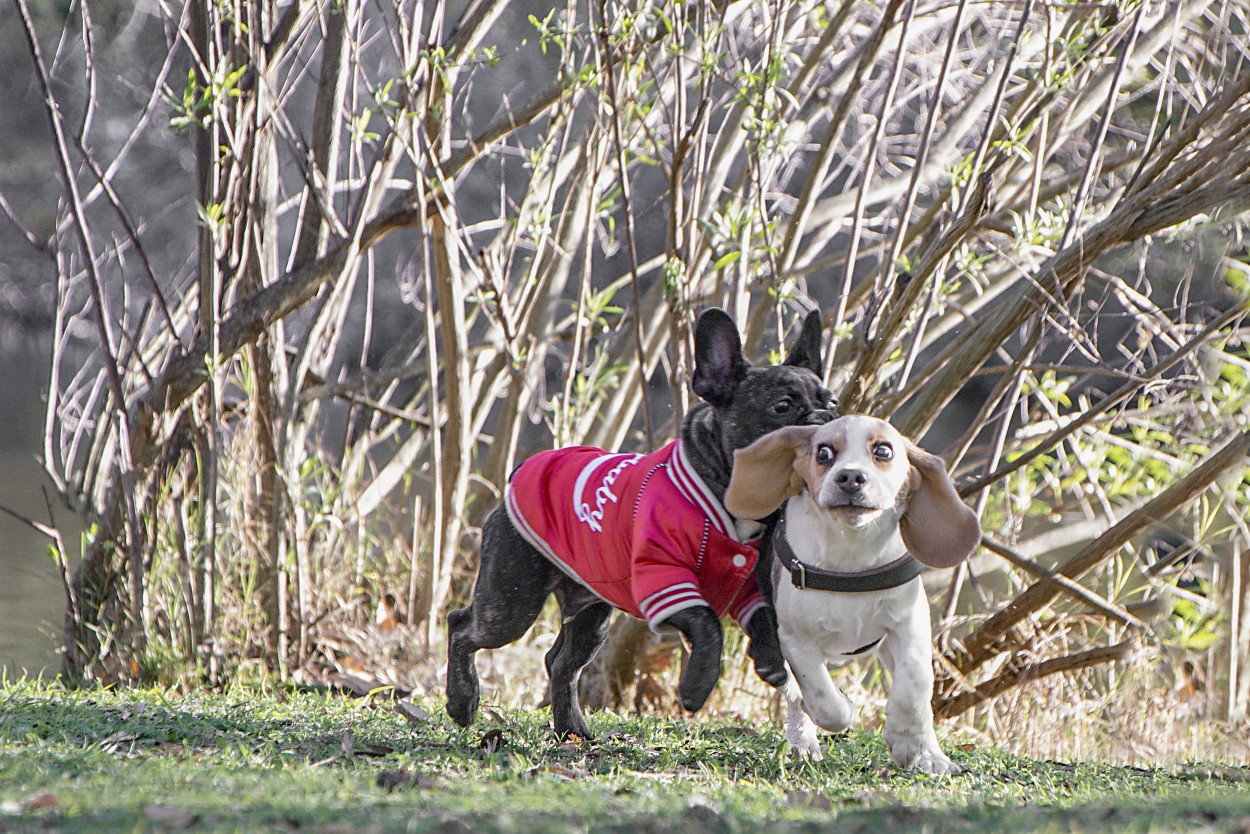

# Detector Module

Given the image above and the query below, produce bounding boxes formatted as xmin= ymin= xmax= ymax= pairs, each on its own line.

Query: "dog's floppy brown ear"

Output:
xmin=724 ymin=426 xmax=817 ymax=521
xmin=900 ymin=443 xmax=981 ymax=568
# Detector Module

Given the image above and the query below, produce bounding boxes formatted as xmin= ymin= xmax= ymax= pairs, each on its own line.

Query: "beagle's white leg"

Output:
xmin=783 ymin=637 xmax=855 ymax=736
xmin=782 ymin=672 xmax=822 ymax=759
xmin=880 ymin=587 xmax=960 ymax=774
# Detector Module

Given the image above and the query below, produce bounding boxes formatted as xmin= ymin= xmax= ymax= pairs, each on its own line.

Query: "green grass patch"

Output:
xmin=1 ymin=680 xmax=1248 ymax=833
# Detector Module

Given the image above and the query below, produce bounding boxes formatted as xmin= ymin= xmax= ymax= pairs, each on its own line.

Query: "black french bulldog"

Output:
xmin=445 ymin=308 xmax=835 ymax=739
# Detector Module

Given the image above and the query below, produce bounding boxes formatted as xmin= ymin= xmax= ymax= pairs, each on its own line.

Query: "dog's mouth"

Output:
xmin=826 ymin=503 xmax=887 ymax=529
xmin=833 ymin=504 xmax=880 ymax=517
xmin=819 ymin=496 xmax=883 ymax=516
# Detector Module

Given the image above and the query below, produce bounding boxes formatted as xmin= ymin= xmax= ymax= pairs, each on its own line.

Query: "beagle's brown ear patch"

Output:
xmin=900 ymin=443 xmax=981 ymax=568
xmin=724 ymin=425 xmax=818 ymax=521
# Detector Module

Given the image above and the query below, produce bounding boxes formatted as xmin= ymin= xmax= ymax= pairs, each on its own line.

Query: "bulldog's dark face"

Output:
xmin=718 ymin=364 xmax=836 ymax=452
xmin=690 ymin=308 xmax=837 ymax=460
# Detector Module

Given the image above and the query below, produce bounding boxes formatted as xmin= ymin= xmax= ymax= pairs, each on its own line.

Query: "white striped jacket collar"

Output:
xmin=667 ymin=440 xmax=741 ymax=542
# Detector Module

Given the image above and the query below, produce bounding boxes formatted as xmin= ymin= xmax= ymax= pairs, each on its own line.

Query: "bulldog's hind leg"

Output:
xmin=446 ymin=505 xmax=558 ymax=727
xmin=545 ymin=585 xmax=613 ymax=740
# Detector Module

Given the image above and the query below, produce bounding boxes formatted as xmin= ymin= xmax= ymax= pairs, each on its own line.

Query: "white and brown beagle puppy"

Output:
xmin=725 ymin=415 xmax=980 ymax=773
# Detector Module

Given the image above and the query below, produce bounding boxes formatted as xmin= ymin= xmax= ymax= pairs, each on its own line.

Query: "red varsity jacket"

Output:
xmin=505 ymin=439 xmax=766 ymax=629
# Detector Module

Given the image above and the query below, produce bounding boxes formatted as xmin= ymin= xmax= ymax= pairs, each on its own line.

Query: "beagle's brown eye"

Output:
xmin=873 ymin=443 xmax=894 ymax=462
xmin=815 ymin=445 xmax=835 ymax=466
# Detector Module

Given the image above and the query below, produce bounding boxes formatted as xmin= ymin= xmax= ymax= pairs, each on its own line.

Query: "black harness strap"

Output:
xmin=771 ymin=513 xmax=924 ymax=594
xmin=846 ymin=636 xmax=884 ymax=656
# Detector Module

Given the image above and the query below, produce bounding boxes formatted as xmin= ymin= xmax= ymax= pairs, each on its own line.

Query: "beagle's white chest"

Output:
xmin=775 ymin=578 xmax=920 ymax=666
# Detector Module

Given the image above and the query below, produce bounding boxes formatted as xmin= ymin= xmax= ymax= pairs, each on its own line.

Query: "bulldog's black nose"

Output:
xmin=835 ymin=469 xmax=867 ymax=494
xmin=804 ymin=408 xmax=836 ymax=425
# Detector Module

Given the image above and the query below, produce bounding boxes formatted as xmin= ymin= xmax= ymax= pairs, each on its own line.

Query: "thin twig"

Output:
xmin=16 ymin=0 xmax=148 ymax=646
xmin=980 ymin=536 xmax=1150 ymax=631
xmin=959 ymin=303 xmax=1248 ymax=498
xmin=595 ymin=0 xmax=653 ymax=450
xmin=947 ymin=429 xmax=1250 ymax=679
xmin=936 ymin=639 xmax=1135 ymax=720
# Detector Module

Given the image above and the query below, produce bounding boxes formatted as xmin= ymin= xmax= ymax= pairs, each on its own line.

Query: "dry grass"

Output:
xmin=303 ymin=603 xmax=1250 ymax=767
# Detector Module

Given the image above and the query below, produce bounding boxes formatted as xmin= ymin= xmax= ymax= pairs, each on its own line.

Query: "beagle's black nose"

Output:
xmin=835 ymin=469 xmax=867 ymax=494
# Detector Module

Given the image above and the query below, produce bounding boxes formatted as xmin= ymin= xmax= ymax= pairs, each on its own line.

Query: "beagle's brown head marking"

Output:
xmin=724 ymin=415 xmax=981 ymax=568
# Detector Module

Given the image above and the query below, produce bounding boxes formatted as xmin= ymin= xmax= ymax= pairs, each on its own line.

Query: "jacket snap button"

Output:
xmin=732 ymin=554 xmax=747 ymax=568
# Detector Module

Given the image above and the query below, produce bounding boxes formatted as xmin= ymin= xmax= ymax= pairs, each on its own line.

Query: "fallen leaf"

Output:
xmin=556 ymin=734 xmax=588 ymax=751
xmin=0 ymin=792 xmax=59 ymax=813
xmin=376 ymin=770 xmax=439 ymax=791
xmin=375 ymin=593 xmax=400 ymax=632
xmin=340 ymin=731 xmax=356 ymax=756
xmin=100 ymin=731 xmax=147 ymax=759
xmin=329 ymin=673 xmax=385 ymax=698
xmin=357 ymin=742 xmax=394 ymax=757
xmin=395 ymin=700 xmax=430 ymax=725
xmin=523 ymin=765 xmax=588 ymax=781
xmin=101 ymin=731 xmax=140 ymax=748
xmin=480 ymin=728 xmax=505 ymax=754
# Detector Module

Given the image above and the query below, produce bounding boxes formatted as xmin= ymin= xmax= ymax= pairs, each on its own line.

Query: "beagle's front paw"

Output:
xmin=891 ymin=741 xmax=961 ymax=775
xmin=786 ymin=721 xmax=823 ymax=760
xmin=802 ymin=686 xmax=854 ymax=734
xmin=782 ymin=677 xmax=823 ymax=760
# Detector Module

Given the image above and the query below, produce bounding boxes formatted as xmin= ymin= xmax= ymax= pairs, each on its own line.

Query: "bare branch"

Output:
xmin=946 ymin=429 xmax=1250 ymax=681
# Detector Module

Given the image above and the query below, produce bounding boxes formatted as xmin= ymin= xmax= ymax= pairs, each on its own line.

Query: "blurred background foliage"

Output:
xmin=1 ymin=0 xmax=1248 ymax=761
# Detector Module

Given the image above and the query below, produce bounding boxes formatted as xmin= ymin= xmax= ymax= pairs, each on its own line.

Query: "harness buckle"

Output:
xmin=796 ymin=561 xmax=807 ymax=590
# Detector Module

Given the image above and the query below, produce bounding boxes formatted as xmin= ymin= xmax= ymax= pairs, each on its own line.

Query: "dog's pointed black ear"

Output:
xmin=692 ymin=308 xmax=748 ymax=408
xmin=783 ymin=310 xmax=824 ymax=375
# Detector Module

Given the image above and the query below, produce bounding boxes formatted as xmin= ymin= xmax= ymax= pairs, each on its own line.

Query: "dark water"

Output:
xmin=0 ymin=339 xmax=67 ymax=678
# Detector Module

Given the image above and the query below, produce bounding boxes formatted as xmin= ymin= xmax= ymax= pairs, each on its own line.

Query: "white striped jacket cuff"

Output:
xmin=639 ymin=582 xmax=709 ymax=628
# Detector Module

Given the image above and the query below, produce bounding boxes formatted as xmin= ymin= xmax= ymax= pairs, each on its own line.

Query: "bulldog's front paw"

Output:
xmin=744 ymin=607 xmax=788 ymax=688
xmin=666 ymin=606 xmax=724 ymax=712
xmin=679 ymin=651 xmax=720 ymax=712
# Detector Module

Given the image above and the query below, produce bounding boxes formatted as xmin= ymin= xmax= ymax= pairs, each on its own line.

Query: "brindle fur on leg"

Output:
xmin=446 ymin=505 xmax=558 ymax=727
xmin=545 ymin=587 xmax=613 ymax=740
